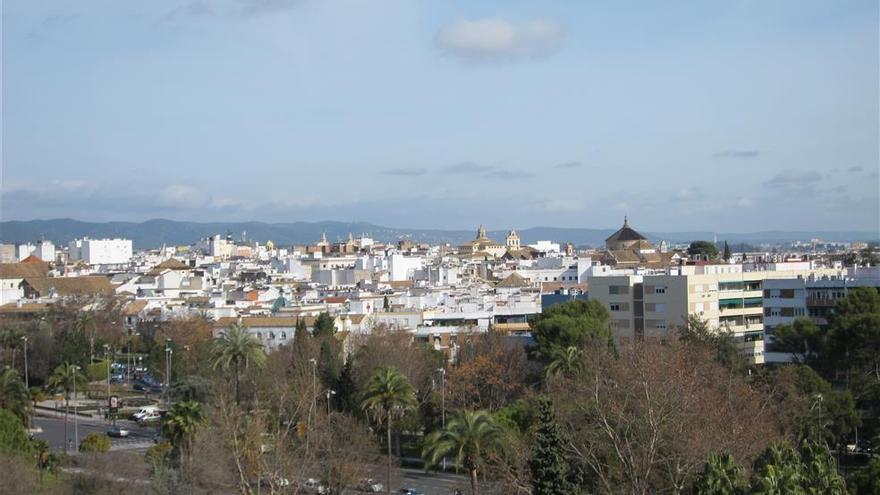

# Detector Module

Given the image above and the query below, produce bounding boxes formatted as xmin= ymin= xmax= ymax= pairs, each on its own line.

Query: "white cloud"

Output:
xmin=435 ymin=19 xmax=563 ymax=61
xmin=157 ymin=184 xmax=211 ymax=209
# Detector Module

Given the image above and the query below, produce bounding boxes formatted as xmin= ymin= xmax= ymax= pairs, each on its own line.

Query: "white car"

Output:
xmin=108 ymin=426 xmax=130 ymax=438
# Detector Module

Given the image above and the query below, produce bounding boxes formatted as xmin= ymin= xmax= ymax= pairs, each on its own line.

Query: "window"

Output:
xmin=655 ymin=303 xmax=666 ymax=312
xmin=655 ymin=286 xmax=666 ymax=294
xmin=693 ymin=284 xmax=704 ymax=293
xmin=610 ymin=303 xmax=621 ymax=311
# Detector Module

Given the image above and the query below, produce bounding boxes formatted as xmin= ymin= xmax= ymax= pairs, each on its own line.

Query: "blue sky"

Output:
xmin=2 ymin=0 xmax=878 ymax=232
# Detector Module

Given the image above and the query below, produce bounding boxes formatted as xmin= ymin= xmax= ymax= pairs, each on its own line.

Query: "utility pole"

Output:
xmin=306 ymin=358 xmax=317 ymax=454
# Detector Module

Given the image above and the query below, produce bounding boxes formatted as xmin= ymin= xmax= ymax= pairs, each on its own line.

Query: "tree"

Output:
xmin=0 ymin=408 xmax=31 ymax=454
xmin=78 ymin=432 xmax=110 ymax=453
xmin=313 ymin=312 xmax=336 ymax=338
xmin=211 ymin=323 xmax=266 ymax=404
xmin=798 ymin=441 xmax=846 ymax=494
xmin=827 ymin=288 xmax=880 ymax=387
xmin=770 ymin=318 xmax=824 ymax=366
xmin=722 ymin=241 xmax=732 ymax=262
xmin=688 ymin=241 xmax=719 ymax=259
xmin=544 ymin=346 xmax=583 ymax=379
xmin=161 ymin=400 xmax=205 ymax=467
xmin=530 ymin=299 xmax=611 ymax=357
xmin=335 ymin=357 xmax=358 ymax=413
xmin=45 ymin=362 xmax=86 ymax=452
xmin=529 ymin=397 xmax=575 ymax=495
xmin=447 ymin=332 xmax=532 ymax=412
xmin=848 ymin=458 xmax=880 ymax=495
xmin=675 ymin=314 xmax=746 ymax=372
xmin=360 ymin=366 xmax=416 ymax=495
xmin=0 ymin=367 xmax=30 ymax=426
xmin=423 ymin=409 xmax=506 ymax=495
xmin=749 ymin=443 xmax=803 ymax=494
xmin=692 ymin=452 xmax=747 ymax=495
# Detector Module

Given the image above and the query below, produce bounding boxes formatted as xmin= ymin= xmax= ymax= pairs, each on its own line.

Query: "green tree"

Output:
xmin=544 ymin=346 xmax=583 ymax=379
xmin=0 ymin=408 xmax=31 ymax=454
xmin=848 ymin=458 xmax=880 ymax=495
xmin=530 ymin=300 xmax=611 ymax=356
xmin=78 ymin=432 xmax=110 ymax=453
xmin=45 ymin=362 xmax=86 ymax=452
xmin=750 ymin=443 xmax=804 ymax=494
xmin=529 ymin=398 xmax=574 ymax=495
xmin=335 ymin=357 xmax=358 ymax=413
xmin=771 ymin=318 xmax=824 ymax=366
xmin=211 ymin=323 xmax=266 ymax=404
xmin=423 ymin=410 xmax=506 ymax=495
xmin=0 ymin=366 xmax=30 ymax=426
xmin=692 ymin=452 xmax=747 ymax=495
xmin=688 ymin=240 xmax=720 ymax=259
xmin=161 ymin=400 xmax=205 ymax=466
xmin=788 ymin=365 xmax=860 ymax=447
xmin=313 ymin=312 xmax=336 ymax=338
xmin=798 ymin=441 xmax=846 ymax=495
xmin=360 ymin=366 xmax=416 ymax=495
xmin=722 ymin=241 xmax=732 ymax=261
xmin=828 ymin=288 xmax=880 ymax=386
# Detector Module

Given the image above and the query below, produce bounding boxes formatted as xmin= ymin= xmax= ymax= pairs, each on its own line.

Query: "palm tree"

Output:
xmin=544 ymin=346 xmax=583 ymax=379
xmin=45 ymin=363 xmax=86 ymax=452
xmin=360 ymin=366 xmax=416 ymax=495
xmin=692 ymin=452 xmax=747 ymax=495
xmin=422 ymin=410 xmax=506 ymax=495
xmin=0 ymin=366 xmax=30 ymax=426
xmin=1 ymin=326 xmax=24 ymax=368
xmin=211 ymin=323 xmax=266 ymax=404
xmin=161 ymin=400 xmax=205 ymax=467
xmin=799 ymin=441 xmax=846 ymax=495
xmin=750 ymin=443 xmax=804 ymax=495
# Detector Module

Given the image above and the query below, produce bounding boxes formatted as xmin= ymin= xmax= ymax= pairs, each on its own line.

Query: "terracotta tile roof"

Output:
xmin=0 ymin=302 xmax=52 ymax=314
xmin=122 ymin=300 xmax=148 ymax=316
xmin=324 ymin=296 xmax=349 ymax=304
xmin=214 ymin=316 xmax=317 ymax=328
xmin=495 ymin=272 xmax=531 ymax=289
xmin=0 ymin=263 xmax=50 ymax=279
xmin=24 ymin=276 xmax=114 ymax=296
xmin=147 ymin=258 xmax=190 ymax=276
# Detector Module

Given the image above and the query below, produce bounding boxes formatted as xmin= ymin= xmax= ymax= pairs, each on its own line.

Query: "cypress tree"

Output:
xmin=723 ymin=241 xmax=731 ymax=261
xmin=530 ymin=397 xmax=574 ymax=495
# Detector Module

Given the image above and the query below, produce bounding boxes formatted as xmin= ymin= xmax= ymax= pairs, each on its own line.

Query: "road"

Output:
xmin=33 ymin=416 xmax=158 ymax=452
xmin=398 ymin=468 xmax=471 ymax=495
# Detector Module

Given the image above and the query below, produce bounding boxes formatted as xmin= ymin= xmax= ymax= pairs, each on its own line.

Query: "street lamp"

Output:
xmin=326 ymin=389 xmax=336 ymax=415
xmin=72 ymin=365 xmax=81 ymax=453
xmin=436 ymin=368 xmax=447 ymax=470
xmin=21 ymin=336 xmax=30 ymax=429
xmin=164 ymin=340 xmax=173 ymax=406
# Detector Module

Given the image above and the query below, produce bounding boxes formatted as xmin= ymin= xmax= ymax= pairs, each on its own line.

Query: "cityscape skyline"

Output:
xmin=2 ymin=0 xmax=878 ymax=231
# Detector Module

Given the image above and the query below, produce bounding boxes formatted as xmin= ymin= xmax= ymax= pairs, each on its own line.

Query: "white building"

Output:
xmin=35 ymin=241 xmax=55 ymax=262
xmin=69 ymin=238 xmax=133 ymax=265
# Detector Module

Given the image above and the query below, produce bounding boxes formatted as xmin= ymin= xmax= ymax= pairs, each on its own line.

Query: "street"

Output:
xmin=33 ymin=416 xmax=157 ymax=452
xmin=398 ymin=468 xmax=471 ymax=495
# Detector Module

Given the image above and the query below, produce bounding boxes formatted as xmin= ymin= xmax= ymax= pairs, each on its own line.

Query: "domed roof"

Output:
xmin=605 ymin=216 xmax=647 ymax=243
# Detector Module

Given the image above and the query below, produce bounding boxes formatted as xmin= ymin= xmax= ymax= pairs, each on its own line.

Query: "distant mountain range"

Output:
xmin=0 ymin=218 xmax=876 ymax=249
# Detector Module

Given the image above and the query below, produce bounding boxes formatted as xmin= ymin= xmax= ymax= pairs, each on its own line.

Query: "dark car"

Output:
xmin=396 ymin=489 xmax=424 ymax=495
xmin=107 ymin=426 xmax=130 ymax=438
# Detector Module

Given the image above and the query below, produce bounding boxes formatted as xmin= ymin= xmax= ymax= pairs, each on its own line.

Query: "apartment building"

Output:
xmin=589 ymin=262 xmax=841 ymax=365
xmin=762 ymin=267 xmax=880 ymax=362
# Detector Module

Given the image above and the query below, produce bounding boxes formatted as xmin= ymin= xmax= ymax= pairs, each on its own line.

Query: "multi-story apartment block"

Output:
xmin=762 ymin=267 xmax=880 ymax=362
xmin=589 ymin=263 xmax=841 ymax=365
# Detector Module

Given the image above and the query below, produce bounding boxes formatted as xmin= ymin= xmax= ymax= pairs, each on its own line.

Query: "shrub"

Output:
xmin=78 ymin=432 xmax=110 ymax=453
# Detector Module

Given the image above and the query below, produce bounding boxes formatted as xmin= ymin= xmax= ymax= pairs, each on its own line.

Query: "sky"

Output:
xmin=2 ymin=0 xmax=878 ymax=233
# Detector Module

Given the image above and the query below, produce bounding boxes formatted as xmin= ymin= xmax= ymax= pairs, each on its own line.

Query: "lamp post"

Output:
xmin=436 ymin=368 xmax=446 ymax=470
xmin=104 ymin=344 xmax=111 ymax=423
xmin=72 ymin=365 xmax=80 ymax=453
xmin=326 ymin=389 xmax=336 ymax=415
xmin=21 ymin=336 xmax=30 ymax=429
xmin=306 ymin=358 xmax=317 ymax=454
xmin=164 ymin=340 xmax=173 ymax=406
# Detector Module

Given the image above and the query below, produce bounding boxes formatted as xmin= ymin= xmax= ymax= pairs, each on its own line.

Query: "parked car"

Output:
xmin=107 ymin=426 xmax=130 ymax=438
xmin=131 ymin=406 xmax=159 ymax=420
xmin=138 ymin=411 xmax=164 ymax=425
xmin=396 ymin=489 xmax=424 ymax=495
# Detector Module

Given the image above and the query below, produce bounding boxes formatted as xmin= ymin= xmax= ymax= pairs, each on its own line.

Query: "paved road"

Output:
xmin=397 ymin=468 xmax=471 ymax=495
xmin=33 ymin=416 xmax=158 ymax=452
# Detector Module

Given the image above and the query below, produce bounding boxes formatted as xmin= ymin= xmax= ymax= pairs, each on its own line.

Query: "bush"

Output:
xmin=0 ymin=409 xmax=31 ymax=454
xmin=145 ymin=441 xmax=172 ymax=467
xmin=87 ymin=360 xmax=110 ymax=382
xmin=79 ymin=432 xmax=110 ymax=453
